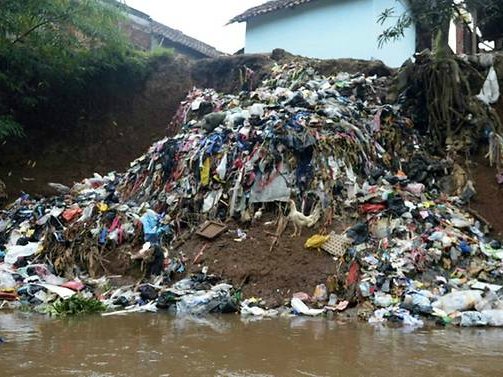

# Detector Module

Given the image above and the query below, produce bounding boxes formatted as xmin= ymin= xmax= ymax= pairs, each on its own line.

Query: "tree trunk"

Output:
xmin=432 ymin=19 xmax=451 ymax=58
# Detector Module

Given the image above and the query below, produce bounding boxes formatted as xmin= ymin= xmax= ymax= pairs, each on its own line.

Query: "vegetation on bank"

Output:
xmin=378 ymin=0 xmax=503 ymax=151
xmin=48 ymin=295 xmax=106 ymax=317
xmin=0 ymin=0 xmax=172 ymax=141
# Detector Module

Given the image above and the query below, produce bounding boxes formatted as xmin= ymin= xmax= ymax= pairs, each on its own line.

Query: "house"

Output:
xmin=229 ymin=0 xmax=416 ymax=67
xmin=121 ymin=4 xmax=224 ymax=59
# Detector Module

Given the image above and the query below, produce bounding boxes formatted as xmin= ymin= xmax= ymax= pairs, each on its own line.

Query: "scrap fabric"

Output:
xmin=1 ymin=62 xmax=503 ymax=326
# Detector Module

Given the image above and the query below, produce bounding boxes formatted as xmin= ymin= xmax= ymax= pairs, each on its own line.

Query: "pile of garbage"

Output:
xmin=0 ymin=264 xmax=240 ymax=316
xmin=1 ymin=61 xmax=503 ymax=327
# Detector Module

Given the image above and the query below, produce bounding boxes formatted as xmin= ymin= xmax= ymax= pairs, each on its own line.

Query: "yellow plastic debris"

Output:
xmin=200 ymin=157 xmax=211 ymax=186
xmin=305 ymin=234 xmax=330 ymax=249
xmin=97 ymin=202 xmax=109 ymax=212
xmin=422 ymin=201 xmax=436 ymax=208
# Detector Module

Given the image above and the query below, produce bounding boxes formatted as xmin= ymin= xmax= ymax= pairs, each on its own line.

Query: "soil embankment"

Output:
xmin=470 ymin=95 xmax=503 ymax=237
xmin=0 ymin=51 xmax=393 ymax=200
xmin=182 ymin=217 xmax=350 ymax=307
xmin=0 ymin=56 xmax=192 ymax=198
xmin=1 ymin=52 xmax=503 ymax=307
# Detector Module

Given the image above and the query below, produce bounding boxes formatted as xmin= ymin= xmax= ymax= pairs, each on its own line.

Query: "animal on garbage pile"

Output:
xmin=240 ymin=207 xmax=252 ymax=225
xmin=253 ymin=206 xmax=264 ymax=221
xmin=288 ymin=199 xmax=321 ymax=237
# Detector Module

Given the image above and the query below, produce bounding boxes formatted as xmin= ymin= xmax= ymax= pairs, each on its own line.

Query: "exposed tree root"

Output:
xmin=405 ymin=53 xmax=502 ymax=157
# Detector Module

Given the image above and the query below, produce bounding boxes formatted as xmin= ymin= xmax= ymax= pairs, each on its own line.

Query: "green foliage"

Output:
xmin=377 ymin=0 xmax=502 ymax=52
xmin=149 ymin=46 xmax=175 ymax=59
xmin=0 ymin=0 xmax=129 ymax=53
xmin=378 ymin=0 xmax=454 ymax=50
xmin=49 ymin=295 xmax=106 ymax=317
xmin=0 ymin=0 xmax=168 ymax=141
xmin=377 ymin=8 xmax=413 ymax=49
xmin=0 ymin=115 xmax=24 ymax=139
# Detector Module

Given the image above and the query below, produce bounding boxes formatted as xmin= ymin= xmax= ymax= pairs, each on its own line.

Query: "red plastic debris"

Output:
xmin=0 ymin=292 xmax=18 ymax=301
xmin=346 ymin=261 xmax=361 ymax=287
xmin=61 ymin=281 xmax=85 ymax=292
xmin=359 ymin=203 xmax=386 ymax=214
xmin=61 ymin=207 xmax=82 ymax=222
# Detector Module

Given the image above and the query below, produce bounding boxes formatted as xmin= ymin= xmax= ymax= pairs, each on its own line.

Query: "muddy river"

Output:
xmin=1 ymin=312 xmax=502 ymax=376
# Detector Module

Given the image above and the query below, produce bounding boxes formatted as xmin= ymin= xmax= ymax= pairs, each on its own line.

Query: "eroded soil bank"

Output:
xmin=0 ymin=52 xmax=392 ymax=199
xmin=1 ymin=52 xmax=503 ymax=320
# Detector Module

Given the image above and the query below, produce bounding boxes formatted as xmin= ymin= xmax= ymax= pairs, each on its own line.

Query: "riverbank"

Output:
xmin=1 ymin=57 xmax=503 ymax=328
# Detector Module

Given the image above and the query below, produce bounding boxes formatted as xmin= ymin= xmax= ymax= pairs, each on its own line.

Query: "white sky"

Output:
xmin=124 ymin=0 xmax=268 ymax=53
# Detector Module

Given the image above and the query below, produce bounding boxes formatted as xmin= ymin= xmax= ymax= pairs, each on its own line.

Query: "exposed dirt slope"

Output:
xmin=180 ymin=215 xmax=350 ymax=307
xmin=0 ymin=52 xmax=393 ymax=200
xmin=0 ymin=56 xmax=193 ymax=199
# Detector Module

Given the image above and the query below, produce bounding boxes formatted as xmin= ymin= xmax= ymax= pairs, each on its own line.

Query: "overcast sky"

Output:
xmin=124 ymin=0 xmax=267 ymax=53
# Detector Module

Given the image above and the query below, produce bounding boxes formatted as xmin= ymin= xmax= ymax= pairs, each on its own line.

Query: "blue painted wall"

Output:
xmin=245 ymin=0 xmax=415 ymax=67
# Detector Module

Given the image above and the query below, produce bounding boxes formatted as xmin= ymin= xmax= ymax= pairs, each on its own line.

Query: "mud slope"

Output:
xmin=0 ymin=52 xmax=393 ymax=200
xmin=181 ymin=217 xmax=351 ymax=308
xmin=0 ymin=56 xmax=193 ymax=198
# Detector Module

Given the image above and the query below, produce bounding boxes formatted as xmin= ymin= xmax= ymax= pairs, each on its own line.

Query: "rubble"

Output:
xmin=1 ymin=61 xmax=503 ymax=327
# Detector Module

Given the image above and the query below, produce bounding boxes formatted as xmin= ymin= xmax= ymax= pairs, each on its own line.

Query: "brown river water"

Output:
xmin=1 ymin=312 xmax=503 ymax=377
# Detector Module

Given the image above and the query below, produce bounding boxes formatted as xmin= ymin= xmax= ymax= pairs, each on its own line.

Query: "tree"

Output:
xmin=378 ymin=0 xmax=502 ymax=57
xmin=377 ymin=0 xmax=502 ymax=150
xmin=0 ymin=0 xmax=140 ymax=140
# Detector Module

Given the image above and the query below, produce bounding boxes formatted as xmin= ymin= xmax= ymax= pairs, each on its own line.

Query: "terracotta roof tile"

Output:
xmin=229 ymin=0 xmax=319 ymax=24
xmin=151 ymin=21 xmax=224 ymax=58
xmin=121 ymin=2 xmax=224 ymax=58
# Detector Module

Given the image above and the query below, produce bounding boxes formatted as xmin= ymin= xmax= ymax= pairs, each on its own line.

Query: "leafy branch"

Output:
xmin=377 ymin=7 xmax=413 ymax=49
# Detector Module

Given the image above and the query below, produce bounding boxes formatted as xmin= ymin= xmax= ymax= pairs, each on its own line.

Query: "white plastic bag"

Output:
xmin=216 ymin=153 xmax=227 ymax=180
xmin=291 ymin=297 xmax=324 ymax=316
xmin=432 ymin=290 xmax=483 ymax=314
xmin=4 ymin=242 xmax=39 ymax=265
xmin=0 ymin=271 xmax=16 ymax=290
xmin=477 ymin=66 xmax=500 ymax=105
xmin=482 ymin=310 xmax=503 ymax=327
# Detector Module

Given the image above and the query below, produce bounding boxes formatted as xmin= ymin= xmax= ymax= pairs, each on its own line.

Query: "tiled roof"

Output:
xmin=229 ymin=0 xmax=319 ymax=24
xmin=151 ymin=21 xmax=224 ymax=58
xmin=119 ymin=2 xmax=224 ymax=58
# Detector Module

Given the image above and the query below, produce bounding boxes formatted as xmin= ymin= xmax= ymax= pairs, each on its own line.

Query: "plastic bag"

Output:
xmin=460 ymin=311 xmax=488 ymax=327
xmin=0 ymin=271 xmax=16 ymax=290
xmin=482 ymin=310 xmax=503 ymax=327
xmin=291 ymin=297 xmax=324 ymax=316
xmin=140 ymin=210 xmax=159 ymax=235
xmin=216 ymin=153 xmax=227 ymax=180
xmin=4 ymin=242 xmax=39 ymax=265
xmin=477 ymin=66 xmax=500 ymax=105
xmin=432 ymin=290 xmax=483 ymax=314
xmin=312 ymin=284 xmax=328 ymax=302
xmin=374 ymin=292 xmax=393 ymax=308
xmin=304 ymin=234 xmax=329 ymax=249
xmin=176 ymin=285 xmax=232 ymax=316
